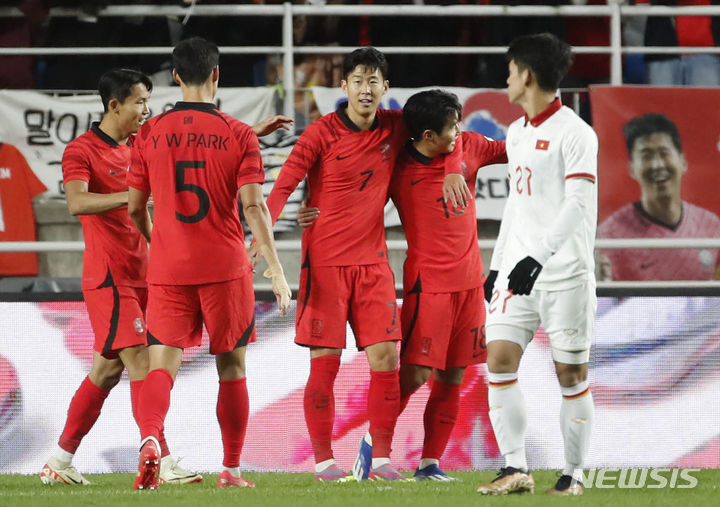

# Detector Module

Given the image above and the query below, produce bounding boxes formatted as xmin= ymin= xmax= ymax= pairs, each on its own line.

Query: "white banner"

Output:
xmin=1 ymin=297 xmax=719 ymax=474
xmin=312 ymin=86 xmax=524 ymax=222
xmin=0 ymin=87 xmax=277 ymax=197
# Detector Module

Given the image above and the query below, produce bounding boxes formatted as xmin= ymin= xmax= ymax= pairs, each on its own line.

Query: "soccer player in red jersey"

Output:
xmin=127 ymin=37 xmax=291 ymax=490
xmin=389 ymin=90 xmax=506 ymax=480
xmin=41 ymin=69 xmax=202 ymax=487
xmin=598 ymin=113 xmax=720 ymax=280
xmin=265 ymin=47 xmax=464 ymax=482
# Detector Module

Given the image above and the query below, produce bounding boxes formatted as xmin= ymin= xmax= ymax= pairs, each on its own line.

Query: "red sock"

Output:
xmin=131 ymin=379 xmax=170 ymax=457
xmin=368 ymin=369 xmax=400 ymax=458
xmin=216 ymin=377 xmax=249 ymax=468
xmin=304 ymin=355 xmax=340 ymax=463
xmin=58 ymin=376 xmax=110 ymax=453
xmin=138 ymin=368 xmax=173 ymax=441
xmin=422 ymin=380 xmax=460 ymax=460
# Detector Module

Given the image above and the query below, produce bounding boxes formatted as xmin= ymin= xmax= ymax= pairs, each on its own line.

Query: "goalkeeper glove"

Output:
xmin=484 ymin=270 xmax=498 ymax=303
xmin=507 ymin=256 xmax=542 ymax=295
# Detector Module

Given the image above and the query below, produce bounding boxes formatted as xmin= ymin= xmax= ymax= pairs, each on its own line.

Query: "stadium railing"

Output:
xmin=2 ymin=3 xmax=720 ymax=120
xmin=3 ymin=239 xmax=720 ymax=295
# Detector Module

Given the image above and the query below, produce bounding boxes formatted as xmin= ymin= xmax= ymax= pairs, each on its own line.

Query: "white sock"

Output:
xmin=419 ymin=458 xmax=439 ymax=470
xmin=315 ymin=458 xmax=335 ymax=473
xmin=371 ymin=457 xmax=390 ymax=469
xmin=223 ymin=466 xmax=241 ymax=478
xmin=50 ymin=446 xmax=74 ymax=468
xmin=364 ymin=432 xmax=372 ymax=445
xmin=487 ymin=371 xmax=528 ymax=471
xmin=560 ymin=380 xmax=593 ymax=482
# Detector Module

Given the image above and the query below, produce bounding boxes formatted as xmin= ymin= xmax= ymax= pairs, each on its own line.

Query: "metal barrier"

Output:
xmin=2 ymin=3 xmax=720 ymax=119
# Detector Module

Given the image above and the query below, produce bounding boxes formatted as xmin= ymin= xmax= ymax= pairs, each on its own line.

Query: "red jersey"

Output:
xmin=598 ymin=201 xmax=720 ymax=280
xmin=390 ymin=132 xmax=507 ymax=293
xmin=0 ymin=142 xmax=47 ymax=276
xmin=62 ymin=124 xmax=147 ymax=289
xmin=128 ymin=102 xmax=264 ymax=285
xmin=266 ymin=105 xmax=406 ymax=267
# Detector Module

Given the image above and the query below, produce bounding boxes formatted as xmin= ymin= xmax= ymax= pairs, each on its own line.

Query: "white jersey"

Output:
xmin=490 ymin=99 xmax=598 ymax=290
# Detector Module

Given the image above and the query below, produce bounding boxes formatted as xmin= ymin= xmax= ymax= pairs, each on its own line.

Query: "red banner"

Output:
xmin=589 ymin=86 xmax=720 ymax=223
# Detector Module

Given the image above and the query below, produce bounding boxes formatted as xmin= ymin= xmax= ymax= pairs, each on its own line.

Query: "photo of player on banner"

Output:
xmin=589 ymin=86 xmax=720 ymax=281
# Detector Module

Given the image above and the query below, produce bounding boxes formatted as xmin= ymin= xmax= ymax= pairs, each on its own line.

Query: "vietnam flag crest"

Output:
xmin=535 ymin=139 xmax=550 ymax=150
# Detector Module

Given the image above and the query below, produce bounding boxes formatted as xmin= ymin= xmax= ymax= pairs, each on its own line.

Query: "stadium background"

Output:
xmin=1 ymin=2 xmax=720 ymax=476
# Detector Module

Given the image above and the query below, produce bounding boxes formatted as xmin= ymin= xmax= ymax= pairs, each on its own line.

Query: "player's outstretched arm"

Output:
xmin=252 ymin=115 xmax=294 ymax=137
xmin=240 ymin=182 xmax=291 ymax=315
xmin=64 ymin=179 xmax=129 ymax=216
xmin=127 ymin=187 xmax=153 ymax=243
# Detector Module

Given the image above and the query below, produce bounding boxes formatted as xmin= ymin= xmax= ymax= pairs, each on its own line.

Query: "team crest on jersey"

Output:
xmin=420 ymin=336 xmax=432 ymax=355
xmin=535 ymin=139 xmax=550 ymax=150
xmin=379 ymin=142 xmax=391 ymax=161
xmin=311 ymin=319 xmax=324 ymax=338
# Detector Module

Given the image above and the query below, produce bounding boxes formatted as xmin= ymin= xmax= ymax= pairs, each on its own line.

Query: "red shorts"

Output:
xmin=295 ymin=262 xmax=400 ymax=349
xmin=84 ymin=285 xmax=147 ymax=359
xmin=146 ymin=274 xmax=256 ymax=355
xmin=401 ymin=286 xmax=487 ymax=369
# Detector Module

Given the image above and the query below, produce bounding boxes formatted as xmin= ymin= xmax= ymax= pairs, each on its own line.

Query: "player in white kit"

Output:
xmin=476 ymin=33 xmax=598 ymax=496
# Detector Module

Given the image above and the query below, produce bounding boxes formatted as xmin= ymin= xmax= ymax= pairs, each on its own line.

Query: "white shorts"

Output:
xmin=485 ymin=277 xmax=596 ymax=365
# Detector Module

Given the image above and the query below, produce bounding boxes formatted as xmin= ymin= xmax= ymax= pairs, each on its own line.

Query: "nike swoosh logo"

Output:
xmin=386 ymin=327 xmax=398 ymax=334
xmin=336 ymin=154 xmax=352 ymax=160
xmin=109 ymin=170 xmax=121 ymax=175
xmin=410 ymin=178 xmax=425 ymax=186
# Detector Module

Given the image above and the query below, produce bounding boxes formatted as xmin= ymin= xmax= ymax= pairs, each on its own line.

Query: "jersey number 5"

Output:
xmin=175 ymin=160 xmax=210 ymax=223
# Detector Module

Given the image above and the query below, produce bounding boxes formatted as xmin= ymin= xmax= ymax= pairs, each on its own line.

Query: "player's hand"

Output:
xmin=248 ymin=239 xmax=260 ymax=271
xmin=443 ymin=173 xmax=472 ymax=208
xmin=297 ymin=201 xmax=320 ymax=228
xmin=252 ymin=115 xmax=294 ymax=137
xmin=507 ymin=256 xmax=542 ymax=296
xmin=264 ymin=266 xmax=291 ymax=315
xmin=484 ymin=270 xmax=498 ymax=303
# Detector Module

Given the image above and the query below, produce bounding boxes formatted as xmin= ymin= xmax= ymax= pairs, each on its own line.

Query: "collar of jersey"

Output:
xmin=524 ymin=97 xmax=562 ymax=127
xmin=336 ymin=102 xmax=379 ymax=132
xmin=404 ymin=140 xmax=434 ymax=165
xmin=91 ymin=122 xmax=119 ymax=147
xmin=633 ymin=201 xmax=683 ymax=231
xmin=173 ymin=101 xmax=218 ymax=112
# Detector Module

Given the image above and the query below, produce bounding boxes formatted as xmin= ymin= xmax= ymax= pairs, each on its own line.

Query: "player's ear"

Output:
xmin=422 ymin=129 xmax=435 ymax=142
xmin=340 ymin=79 xmax=348 ymax=95
xmin=212 ymin=66 xmax=219 ymax=83
xmin=172 ymin=69 xmax=182 ymax=86
xmin=108 ymin=97 xmax=120 ymax=114
xmin=680 ymin=152 xmax=688 ymax=174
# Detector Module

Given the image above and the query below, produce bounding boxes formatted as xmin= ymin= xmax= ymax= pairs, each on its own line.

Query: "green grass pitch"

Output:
xmin=1 ymin=470 xmax=719 ymax=507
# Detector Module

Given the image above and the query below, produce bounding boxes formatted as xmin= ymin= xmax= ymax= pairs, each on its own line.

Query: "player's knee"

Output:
xmin=435 ymin=366 xmax=464 ymax=385
xmin=555 ymin=362 xmax=588 ymax=387
xmin=400 ymin=363 xmax=431 ymax=392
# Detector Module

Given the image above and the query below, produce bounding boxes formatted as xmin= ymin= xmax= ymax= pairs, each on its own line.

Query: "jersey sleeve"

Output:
xmin=528 ymin=126 xmax=598 ymax=264
xmin=233 ymin=123 xmax=265 ymax=188
xmin=11 ymin=145 xmax=47 ymax=197
xmin=464 ymin=132 xmax=507 ymax=181
xmin=127 ymin=145 xmax=150 ymax=191
xmin=62 ymin=140 xmax=91 ymax=185
xmin=266 ymin=125 xmax=320 ymax=224
xmin=562 ymin=124 xmax=598 ymax=183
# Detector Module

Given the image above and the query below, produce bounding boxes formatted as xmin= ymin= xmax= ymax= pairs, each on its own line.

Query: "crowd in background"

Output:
xmin=2 ymin=0 xmax=720 ymax=95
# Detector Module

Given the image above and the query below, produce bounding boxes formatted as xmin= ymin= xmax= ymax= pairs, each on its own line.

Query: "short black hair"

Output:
xmin=403 ymin=89 xmax=462 ymax=140
xmin=343 ymin=47 xmax=389 ymax=81
xmin=98 ymin=68 xmax=153 ymax=113
xmin=623 ymin=113 xmax=683 ymax=155
xmin=173 ymin=37 xmax=219 ymax=86
xmin=505 ymin=33 xmax=573 ymax=92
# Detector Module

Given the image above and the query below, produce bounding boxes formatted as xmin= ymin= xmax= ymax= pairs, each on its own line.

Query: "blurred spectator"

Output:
xmin=642 ymin=0 xmax=720 ymax=86
xmin=0 ymin=0 xmax=47 ymax=89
